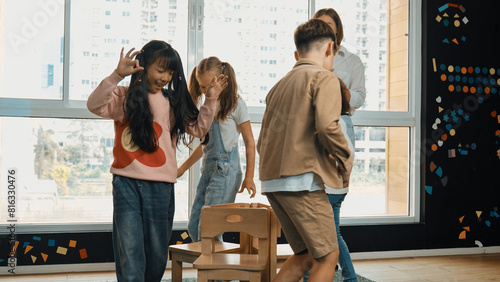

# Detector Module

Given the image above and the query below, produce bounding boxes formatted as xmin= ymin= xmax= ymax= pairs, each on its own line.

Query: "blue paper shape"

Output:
xmin=425 ymin=186 xmax=433 ymax=195
xmin=23 ymin=242 xmax=30 ymax=248
xmin=438 ymin=4 xmax=449 ymax=12
xmin=446 ymin=124 xmax=452 ymax=131
xmin=436 ymin=167 xmax=443 ymax=178
xmin=460 ymin=150 xmax=469 ymax=155
xmin=442 ymin=38 xmax=450 ymax=44
xmin=33 ymin=236 xmax=41 ymax=241
xmin=461 ymin=36 xmax=466 ymax=42
xmin=485 ymin=220 xmax=491 ymax=227
xmin=48 ymin=239 xmax=56 ymax=247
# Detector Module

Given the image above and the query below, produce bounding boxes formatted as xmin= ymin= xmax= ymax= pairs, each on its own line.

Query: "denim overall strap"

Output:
xmin=187 ymin=118 xmax=243 ymax=242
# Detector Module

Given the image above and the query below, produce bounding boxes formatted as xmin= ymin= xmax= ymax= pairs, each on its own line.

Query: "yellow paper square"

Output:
xmin=69 ymin=240 xmax=77 ymax=248
xmin=57 ymin=246 xmax=68 ymax=255
xmin=181 ymin=232 xmax=189 ymax=240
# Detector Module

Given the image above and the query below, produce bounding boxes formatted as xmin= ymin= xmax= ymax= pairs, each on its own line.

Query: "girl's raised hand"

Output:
xmin=115 ymin=47 xmax=144 ymax=78
xmin=205 ymin=74 xmax=228 ymax=99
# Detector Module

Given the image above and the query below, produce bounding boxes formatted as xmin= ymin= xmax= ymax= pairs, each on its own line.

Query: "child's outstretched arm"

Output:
xmin=177 ymin=143 xmax=203 ymax=178
xmin=238 ymin=121 xmax=257 ymax=198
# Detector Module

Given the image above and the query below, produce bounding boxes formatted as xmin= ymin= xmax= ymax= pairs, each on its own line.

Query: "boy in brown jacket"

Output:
xmin=257 ymin=19 xmax=352 ymax=281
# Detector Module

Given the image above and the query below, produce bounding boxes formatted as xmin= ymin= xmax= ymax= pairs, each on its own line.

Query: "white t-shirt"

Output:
xmin=217 ymin=97 xmax=250 ymax=152
xmin=333 ymin=46 xmax=366 ymax=115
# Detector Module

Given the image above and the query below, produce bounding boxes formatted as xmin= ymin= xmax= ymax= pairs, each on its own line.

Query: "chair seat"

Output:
xmin=170 ymin=241 xmax=241 ymax=257
xmin=194 ymin=253 xmax=268 ymax=271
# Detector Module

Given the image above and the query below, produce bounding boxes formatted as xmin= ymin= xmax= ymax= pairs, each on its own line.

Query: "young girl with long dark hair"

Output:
xmin=87 ymin=40 xmax=227 ymax=281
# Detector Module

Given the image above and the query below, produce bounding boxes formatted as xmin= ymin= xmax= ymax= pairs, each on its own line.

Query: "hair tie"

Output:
xmin=221 ymin=62 xmax=226 ymax=74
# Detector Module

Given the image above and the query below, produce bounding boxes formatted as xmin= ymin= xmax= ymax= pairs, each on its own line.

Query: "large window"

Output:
xmin=0 ymin=0 xmax=420 ymax=232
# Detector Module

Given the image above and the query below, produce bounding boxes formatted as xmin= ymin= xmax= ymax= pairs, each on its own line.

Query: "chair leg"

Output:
xmin=249 ymin=271 xmax=261 ymax=282
xmin=197 ymin=270 xmax=208 ymax=282
xmin=171 ymin=257 xmax=182 ymax=282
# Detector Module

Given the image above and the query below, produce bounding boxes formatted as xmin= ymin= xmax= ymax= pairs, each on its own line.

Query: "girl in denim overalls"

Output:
xmin=178 ymin=57 xmax=257 ymax=242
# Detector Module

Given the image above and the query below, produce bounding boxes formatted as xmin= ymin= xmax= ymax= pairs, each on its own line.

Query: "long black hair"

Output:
xmin=124 ymin=40 xmax=200 ymax=152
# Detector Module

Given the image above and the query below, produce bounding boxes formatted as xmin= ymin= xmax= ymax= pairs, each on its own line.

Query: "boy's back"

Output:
xmin=258 ymin=58 xmax=351 ymax=189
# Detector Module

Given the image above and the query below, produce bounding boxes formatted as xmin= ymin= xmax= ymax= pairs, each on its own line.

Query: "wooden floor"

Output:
xmin=353 ymin=253 xmax=500 ymax=282
xmin=8 ymin=253 xmax=500 ymax=281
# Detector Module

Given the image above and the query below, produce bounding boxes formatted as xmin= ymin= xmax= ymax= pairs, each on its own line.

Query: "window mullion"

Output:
xmin=308 ymin=0 xmax=316 ymax=19
xmin=186 ymin=0 xmax=205 ymax=216
xmin=62 ymin=0 xmax=71 ymax=107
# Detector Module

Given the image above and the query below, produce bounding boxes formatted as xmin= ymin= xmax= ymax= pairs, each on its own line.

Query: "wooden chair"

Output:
xmin=193 ymin=205 xmax=271 ymax=282
xmin=169 ymin=203 xmax=255 ymax=282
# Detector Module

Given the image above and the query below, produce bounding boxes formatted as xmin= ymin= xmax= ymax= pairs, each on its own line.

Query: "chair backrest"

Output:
xmin=199 ymin=206 xmax=270 ymax=255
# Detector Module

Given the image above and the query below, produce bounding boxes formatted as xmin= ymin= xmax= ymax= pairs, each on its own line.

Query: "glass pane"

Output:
xmin=69 ymin=0 xmax=189 ymax=101
xmin=0 ymin=0 xmax=65 ymax=99
xmin=203 ymin=0 xmax=309 ymax=107
xmin=314 ymin=0 xmax=409 ymax=112
xmin=175 ymin=144 xmax=191 ymax=222
xmin=0 ymin=117 xmax=190 ymax=223
xmin=0 ymin=117 xmax=113 ymax=223
xmin=342 ymin=126 xmax=409 ymax=216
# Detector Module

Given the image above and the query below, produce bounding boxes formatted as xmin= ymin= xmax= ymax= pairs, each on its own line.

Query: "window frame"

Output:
xmin=0 ymin=0 xmax=422 ymax=234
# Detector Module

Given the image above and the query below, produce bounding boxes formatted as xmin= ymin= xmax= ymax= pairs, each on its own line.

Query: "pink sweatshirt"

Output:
xmin=87 ymin=71 xmax=216 ymax=183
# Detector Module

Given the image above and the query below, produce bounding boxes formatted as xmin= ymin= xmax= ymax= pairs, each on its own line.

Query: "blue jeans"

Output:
xmin=112 ymin=175 xmax=175 ymax=282
xmin=341 ymin=114 xmax=355 ymax=146
xmin=304 ymin=193 xmax=357 ymax=281
xmin=187 ymin=119 xmax=242 ymax=242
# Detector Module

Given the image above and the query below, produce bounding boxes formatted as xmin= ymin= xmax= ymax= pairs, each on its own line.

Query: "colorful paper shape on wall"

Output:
xmin=56 ymin=247 xmax=68 ymax=255
xmin=425 ymin=185 xmax=433 ymax=195
xmin=79 ymin=249 xmax=88 ymax=259
xmin=69 ymin=240 xmax=77 ymax=248
xmin=436 ymin=167 xmax=443 ymax=177
xmin=458 ymin=230 xmax=466 ymax=239
xmin=441 ymin=176 xmax=448 ymax=186
xmin=24 ymin=245 xmax=33 ymax=255
xmin=430 ymin=161 xmax=437 ymax=172
xmin=41 ymin=253 xmax=48 ymax=262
